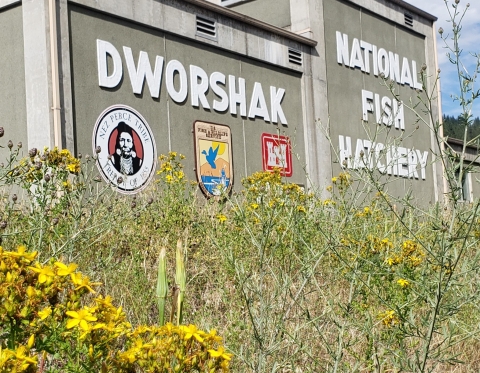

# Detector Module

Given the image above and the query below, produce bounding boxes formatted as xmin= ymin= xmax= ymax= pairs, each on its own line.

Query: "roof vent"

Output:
xmin=288 ymin=48 xmax=302 ymax=66
xmin=404 ymin=13 xmax=413 ymax=27
xmin=196 ymin=15 xmax=217 ymax=40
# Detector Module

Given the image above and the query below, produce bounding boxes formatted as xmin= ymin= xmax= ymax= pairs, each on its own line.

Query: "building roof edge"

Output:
xmin=387 ymin=0 xmax=438 ymax=22
xmin=182 ymin=0 xmax=318 ymax=47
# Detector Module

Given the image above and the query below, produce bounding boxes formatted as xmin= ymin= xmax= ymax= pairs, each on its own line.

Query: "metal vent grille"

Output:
xmin=288 ymin=48 xmax=302 ymax=66
xmin=196 ymin=15 xmax=217 ymax=40
xmin=404 ymin=13 xmax=413 ymax=27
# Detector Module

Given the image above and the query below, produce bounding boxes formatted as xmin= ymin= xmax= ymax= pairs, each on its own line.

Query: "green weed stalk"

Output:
xmin=156 ymin=247 xmax=168 ymax=326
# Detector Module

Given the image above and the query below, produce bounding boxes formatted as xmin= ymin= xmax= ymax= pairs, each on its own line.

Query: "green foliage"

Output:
xmin=442 ymin=114 xmax=480 ymax=141
xmin=0 ymin=246 xmax=232 ymax=372
xmin=1 ymin=2 xmax=480 ymax=372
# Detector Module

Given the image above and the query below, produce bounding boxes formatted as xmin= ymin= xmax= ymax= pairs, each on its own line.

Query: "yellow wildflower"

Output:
xmin=3 ymin=246 xmax=38 ymax=262
xmin=216 ymin=214 xmax=227 ymax=223
xmin=208 ymin=346 xmax=232 ymax=361
xmin=397 ymin=278 xmax=410 ymax=288
xmin=28 ymin=263 xmax=55 ymax=284
xmin=54 ymin=262 xmax=78 ymax=276
xmin=71 ymin=272 xmax=100 ymax=293
xmin=378 ymin=310 xmax=399 ymax=327
xmin=181 ymin=324 xmax=205 ymax=342
xmin=11 ymin=345 xmax=37 ymax=366
xmin=66 ymin=308 xmax=97 ymax=330
xmin=38 ymin=307 xmax=52 ymax=320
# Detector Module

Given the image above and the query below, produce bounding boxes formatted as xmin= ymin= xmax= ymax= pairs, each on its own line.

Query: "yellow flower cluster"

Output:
xmin=11 ymin=147 xmax=81 ymax=185
xmin=340 ymin=235 xmax=393 ymax=259
xmin=157 ymin=151 xmax=186 ymax=184
xmin=378 ymin=309 xmax=399 ymax=327
xmin=242 ymin=169 xmax=307 ymax=204
xmin=44 ymin=147 xmax=81 ymax=174
xmin=385 ymin=240 xmax=425 ymax=268
xmin=331 ymin=172 xmax=352 ymax=189
xmin=0 ymin=246 xmax=232 ymax=372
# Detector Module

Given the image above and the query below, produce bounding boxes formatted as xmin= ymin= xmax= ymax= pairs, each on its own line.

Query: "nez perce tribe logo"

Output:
xmin=93 ymin=105 xmax=157 ymax=194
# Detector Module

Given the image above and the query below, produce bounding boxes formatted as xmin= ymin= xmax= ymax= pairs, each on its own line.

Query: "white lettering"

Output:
xmin=97 ymin=39 xmax=123 ymax=88
xmin=190 ymin=65 xmax=210 ymax=109
xmin=229 ymin=75 xmax=247 ymax=117
xmin=339 ymin=135 xmax=352 ymax=168
xmin=350 ymin=38 xmax=365 ymax=71
xmin=389 ymin=52 xmax=400 ymax=83
xmin=166 ymin=60 xmax=188 ymax=103
xmin=378 ymin=48 xmax=389 ymax=78
xmin=123 ymin=47 xmax=164 ymax=98
xmin=210 ymin=72 xmax=229 ymax=112
xmin=336 ymin=31 xmax=350 ymax=66
xmin=362 ymin=89 xmax=374 ymax=121
xmin=248 ymin=82 xmax=270 ymax=121
xmin=270 ymin=86 xmax=288 ymax=125
xmin=360 ymin=41 xmax=372 ymax=73
xmin=400 ymin=57 xmax=413 ymax=87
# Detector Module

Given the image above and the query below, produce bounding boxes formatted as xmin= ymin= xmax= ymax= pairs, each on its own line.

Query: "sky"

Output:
xmin=404 ymin=0 xmax=480 ymax=118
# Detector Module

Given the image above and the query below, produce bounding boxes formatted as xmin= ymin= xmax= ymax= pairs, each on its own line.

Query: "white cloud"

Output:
xmin=404 ymin=0 xmax=480 ymax=118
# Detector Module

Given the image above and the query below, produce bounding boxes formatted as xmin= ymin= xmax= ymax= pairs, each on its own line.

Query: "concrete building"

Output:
xmin=0 ymin=0 xmax=444 ymax=201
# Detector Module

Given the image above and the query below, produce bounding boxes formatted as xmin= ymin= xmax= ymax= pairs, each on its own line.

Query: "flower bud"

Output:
xmin=52 ymin=218 xmax=59 ymax=226
xmin=12 ymin=194 xmax=17 ymax=202
xmin=78 ymin=153 xmax=82 ymax=159
xmin=34 ymin=162 xmax=42 ymax=170
xmin=44 ymin=174 xmax=51 ymax=182
xmin=131 ymin=201 xmax=136 ymax=209
xmin=147 ymin=197 xmax=154 ymax=205
xmin=0 ymin=221 xmax=6 ymax=229
xmin=17 ymin=142 xmax=22 ymax=149
xmin=117 ymin=176 xmax=123 ymax=184
xmin=85 ymin=154 xmax=90 ymax=160
xmin=0 ymin=127 xmax=4 ymax=137
xmin=7 ymin=140 xmax=13 ymax=149
xmin=28 ymin=148 xmax=37 ymax=157
xmin=455 ymin=0 xmax=459 ymax=4
xmin=40 ymin=154 xmax=47 ymax=161
xmin=95 ymin=146 xmax=101 ymax=154
xmin=437 ymin=68 xmax=441 ymax=74
xmin=438 ymin=27 xmax=444 ymax=34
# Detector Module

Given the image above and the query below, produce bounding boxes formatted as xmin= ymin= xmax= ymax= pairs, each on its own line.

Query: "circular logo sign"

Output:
xmin=93 ymin=105 xmax=157 ymax=194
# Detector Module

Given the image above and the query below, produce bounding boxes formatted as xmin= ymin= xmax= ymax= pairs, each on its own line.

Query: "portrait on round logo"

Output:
xmin=92 ymin=105 xmax=157 ymax=194
xmin=193 ymin=121 xmax=233 ymax=198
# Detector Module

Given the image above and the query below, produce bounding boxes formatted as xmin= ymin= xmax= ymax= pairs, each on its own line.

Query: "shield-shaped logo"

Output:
xmin=193 ymin=121 xmax=233 ymax=197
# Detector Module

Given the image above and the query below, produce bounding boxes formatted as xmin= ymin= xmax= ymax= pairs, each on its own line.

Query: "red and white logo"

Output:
xmin=261 ymin=133 xmax=293 ymax=177
xmin=93 ymin=105 xmax=157 ymax=194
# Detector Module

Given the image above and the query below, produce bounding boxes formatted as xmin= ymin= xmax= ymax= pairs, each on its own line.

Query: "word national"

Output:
xmin=336 ymin=31 xmax=423 ymax=90
xmin=97 ymin=39 xmax=288 ymax=125
xmin=339 ymin=135 xmax=429 ymax=180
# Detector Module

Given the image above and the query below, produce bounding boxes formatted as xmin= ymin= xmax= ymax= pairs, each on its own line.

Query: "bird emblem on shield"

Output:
xmin=193 ymin=121 xmax=233 ymax=197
